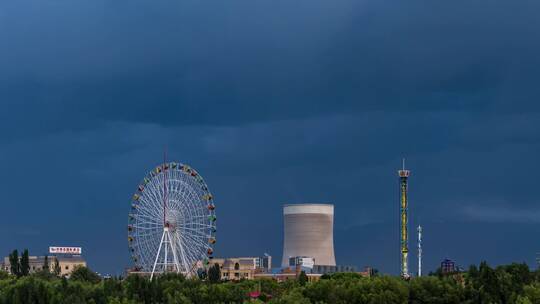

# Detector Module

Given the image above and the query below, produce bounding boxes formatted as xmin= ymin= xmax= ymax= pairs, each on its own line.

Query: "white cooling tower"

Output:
xmin=281 ymin=204 xmax=336 ymax=267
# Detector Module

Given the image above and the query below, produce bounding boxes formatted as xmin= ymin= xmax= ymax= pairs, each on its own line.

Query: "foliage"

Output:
xmin=297 ymin=271 xmax=308 ymax=286
xmin=409 ymin=276 xmax=464 ymax=303
xmin=8 ymin=250 xmax=20 ymax=277
xmin=208 ymin=263 xmax=221 ymax=283
xmin=43 ymin=256 xmax=49 ymax=273
xmin=0 ymin=262 xmax=538 ymax=303
xmin=53 ymin=258 xmax=61 ymax=277
xmin=196 ymin=268 xmax=207 ymax=280
xmin=20 ymin=249 xmax=30 ymax=277
xmin=70 ymin=266 xmax=102 ymax=284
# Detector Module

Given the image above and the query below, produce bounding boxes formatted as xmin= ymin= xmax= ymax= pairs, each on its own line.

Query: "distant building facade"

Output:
xmin=253 ymin=266 xmax=372 ymax=282
xmin=289 ymin=256 xmax=315 ymax=269
xmin=206 ymin=254 xmax=368 ymax=282
xmin=312 ymin=264 xmax=357 ymax=274
xmin=210 ymin=255 xmax=272 ymax=281
xmin=2 ymin=255 xmax=86 ymax=276
xmin=286 ymin=255 xmax=357 ymax=275
xmin=441 ymin=258 xmax=457 ymax=274
xmin=255 ymin=255 xmax=272 ymax=270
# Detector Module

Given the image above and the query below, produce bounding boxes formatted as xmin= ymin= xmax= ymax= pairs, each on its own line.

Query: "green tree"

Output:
xmin=516 ymin=295 xmax=533 ymax=304
xmin=0 ymin=260 xmax=537 ymax=304
xmin=42 ymin=255 xmax=49 ymax=272
xmin=0 ymin=270 xmax=9 ymax=280
xmin=297 ymin=271 xmax=308 ymax=286
xmin=196 ymin=268 xmax=207 ymax=280
xmin=19 ymin=249 xmax=30 ymax=276
xmin=2 ymin=276 xmax=51 ymax=303
xmin=53 ymin=257 xmax=61 ymax=276
xmin=208 ymin=263 xmax=221 ymax=283
xmin=497 ymin=262 xmax=533 ymax=301
xmin=522 ymin=283 xmax=540 ymax=303
xmin=478 ymin=261 xmax=503 ymax=303
xmin=273 ymin=289 xmax=310 ymax=304
xmin=9 ymin=249 xmax=20 ymax=277
xmin=409 ymin=276 xmax=464 ymax=304
xmin=70 ymin=265 xmax=101 ymax=283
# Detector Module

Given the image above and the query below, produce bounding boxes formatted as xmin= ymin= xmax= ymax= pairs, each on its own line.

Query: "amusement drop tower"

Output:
xmin=399 ymin=160 xmax=410 ymax=278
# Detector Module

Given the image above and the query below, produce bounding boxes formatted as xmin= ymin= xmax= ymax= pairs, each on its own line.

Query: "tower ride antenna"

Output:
xmin=418 ymin=225 xmax=422 ymax=277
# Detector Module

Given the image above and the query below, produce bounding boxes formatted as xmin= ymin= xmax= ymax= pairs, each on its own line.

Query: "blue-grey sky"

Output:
xmin=1 ymin=0 xmax=540 ymax=275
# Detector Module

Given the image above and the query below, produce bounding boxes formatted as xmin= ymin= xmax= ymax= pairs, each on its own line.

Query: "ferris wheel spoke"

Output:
xmin=180 ymin=222 xmax=215 ymax=228
xmin=180 ymin=225 xmax=211 ymax=236
xmin=179 ymin=226 xmax=211 ymax=236
xmin=184 ymin=236 xmax=210 ymax=251
xmin=133 ymin=220 xmax=162 ymax=228
xmin=177 ymin=230 xmax=201 ymax=251
xmin=178 ymin=230 xmax=209 ymax=242
xmin=178 ymin=230 xmax=211 ymax=250
xmin=137 ymin=200 xmax=164 ymax=220
xmin=133 ymin=212 xmax=162 ymax=223
xmin=133 ymin=225 xmax=161 ymax=231
xmin=183 ymin=214 xmax=212 ymax=220
xmin=139 ymin=194 xmax=163 ymax=213
xmin=143 ymin=187 xmax=166 ymax=218
xmin=133 ymin=227 xmax=162 ymax=237
xmin=137 ymin=208 xmax=162 ymax=221
xmin=175 ymin=234 xmax=203 ymax=267
xmin=173 ymin=233 xmax=196 ymax=272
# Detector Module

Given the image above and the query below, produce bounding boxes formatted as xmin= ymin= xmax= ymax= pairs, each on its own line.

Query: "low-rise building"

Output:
xmin=253 ymin=265 xmax=373 ymax=282
xmin=2 ymin=255 xmax=86 ymax=277
xmin=209 ymin=255 xmax=272 ymax=281
xmin=441 ymin=258 xmax=457 ymax=274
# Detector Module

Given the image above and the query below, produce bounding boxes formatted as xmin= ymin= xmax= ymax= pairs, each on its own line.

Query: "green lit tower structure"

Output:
xmin=398 ymin=159 xmax=410 ymax=278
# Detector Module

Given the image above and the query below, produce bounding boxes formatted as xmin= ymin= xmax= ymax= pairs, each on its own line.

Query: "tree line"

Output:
xmin=7 ymin=249 xmax=62 ymax=278
xmin=0 ymin=261 xmax=539 ymax=303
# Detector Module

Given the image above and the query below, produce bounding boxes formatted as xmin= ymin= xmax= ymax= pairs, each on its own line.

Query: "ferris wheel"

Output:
xmin=128 ymin=162 xmax=216 ymax=279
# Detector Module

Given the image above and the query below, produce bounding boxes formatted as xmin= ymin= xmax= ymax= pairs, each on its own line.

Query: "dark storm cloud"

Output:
xmin=2 ymin=0 xmax=540 ymax=134
xmin=1 ymin=0 xmax=540 ymax=274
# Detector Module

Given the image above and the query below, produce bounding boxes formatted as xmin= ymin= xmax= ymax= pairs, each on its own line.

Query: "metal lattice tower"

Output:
xmin=417 ymin=225 xmax=422 ymax=277
xmin=398 ymin=159 xmax=410 ymax=278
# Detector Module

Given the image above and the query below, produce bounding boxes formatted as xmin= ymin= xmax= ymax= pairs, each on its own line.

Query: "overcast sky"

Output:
xmin=1 ymin=0 xmax=539 ymax=275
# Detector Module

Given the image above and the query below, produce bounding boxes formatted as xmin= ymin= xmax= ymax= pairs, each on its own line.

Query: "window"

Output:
xmin=65 ymin=266 xmax=69 ymax=270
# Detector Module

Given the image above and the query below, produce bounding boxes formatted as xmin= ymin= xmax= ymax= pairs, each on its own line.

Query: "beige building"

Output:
xmin=210 ymin=256 xmax=271 ymax=281
xmin=2 ymin=255 xmax=86 ymax=277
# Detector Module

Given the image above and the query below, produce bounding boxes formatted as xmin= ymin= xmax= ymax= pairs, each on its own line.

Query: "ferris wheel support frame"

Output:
xmin=150 ymin=226 xmax=182 ymax=281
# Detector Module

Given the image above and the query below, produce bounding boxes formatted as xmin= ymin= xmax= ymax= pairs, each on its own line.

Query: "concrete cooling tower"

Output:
xmin=281 ymin=204 xmax=336 ymax=267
